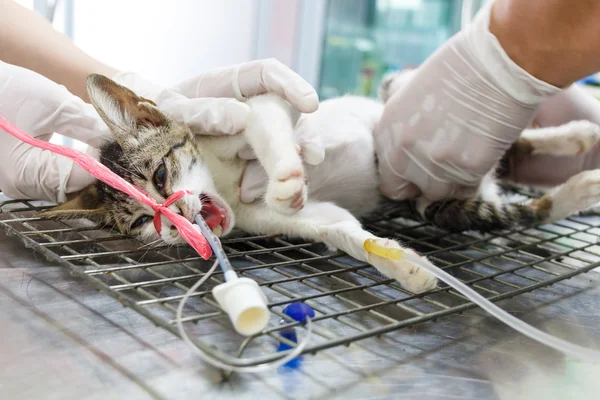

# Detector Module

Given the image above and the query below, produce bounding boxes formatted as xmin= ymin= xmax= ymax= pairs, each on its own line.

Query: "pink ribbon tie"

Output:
xmin=153 ymin=190 xmax=190 ymax=234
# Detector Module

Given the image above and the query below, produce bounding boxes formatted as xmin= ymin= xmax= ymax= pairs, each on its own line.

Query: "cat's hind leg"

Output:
xmin=416 ymin=167 xmax=600 ymax=232
xmin=512 ymin=121 xmax=600 ymax=157
xmin=235 ymin=202 xmax=438 ymax=293
xmin=244 ymin=94 xmax=307 ymax=215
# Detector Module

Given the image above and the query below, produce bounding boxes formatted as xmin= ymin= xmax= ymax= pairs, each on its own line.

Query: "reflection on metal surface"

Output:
xmin=1 ymin=196 xmax=600 ymax=371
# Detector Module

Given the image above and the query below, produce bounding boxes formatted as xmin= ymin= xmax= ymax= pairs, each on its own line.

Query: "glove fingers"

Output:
xmin=114 ymin=73 xmax=253 ymax=135
xmin=172 ymin=60 xmax=319 ymax=114
xmin=238 ymin=59 xmax=319 ymax=113
xmin=160 ymin=96 xmax=251 ymax=135
xmin=240 ymin=161 xmax=269 ymax=204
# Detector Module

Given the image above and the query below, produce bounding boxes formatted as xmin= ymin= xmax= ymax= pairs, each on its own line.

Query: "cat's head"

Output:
xmin=39 ymin=74 xmax=234 ymax=244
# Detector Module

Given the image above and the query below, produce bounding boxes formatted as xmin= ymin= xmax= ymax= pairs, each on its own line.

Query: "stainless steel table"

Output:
xmin=3 ymin=228 xmax=600 ymax=400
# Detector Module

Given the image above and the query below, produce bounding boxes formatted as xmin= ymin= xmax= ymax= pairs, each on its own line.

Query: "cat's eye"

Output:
xmin=131 ymin=215 xmax=151 ymax=229
xmin=153 ymin=162 xmax=167 ymax=191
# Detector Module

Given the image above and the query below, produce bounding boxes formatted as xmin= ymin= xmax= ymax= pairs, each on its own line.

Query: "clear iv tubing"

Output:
xmin=403 ymin=251 xmax=600 ymax=363
xmin=180 ymin=216 xmax=600 ymax=371
xmin=174 ymin=215 xmax=313 ymax=373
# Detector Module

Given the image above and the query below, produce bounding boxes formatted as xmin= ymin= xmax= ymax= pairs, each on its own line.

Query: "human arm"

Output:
xmin=0 ymin=0 xmax=117 ymax=102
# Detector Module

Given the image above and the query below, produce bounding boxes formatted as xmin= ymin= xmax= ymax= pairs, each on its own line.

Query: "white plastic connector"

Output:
xmin=212 ymin=276 xmax=269 ymax=336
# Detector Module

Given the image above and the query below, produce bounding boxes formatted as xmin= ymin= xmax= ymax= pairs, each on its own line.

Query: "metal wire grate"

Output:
xmin=2 ymin=197 xmax=600 ymax=368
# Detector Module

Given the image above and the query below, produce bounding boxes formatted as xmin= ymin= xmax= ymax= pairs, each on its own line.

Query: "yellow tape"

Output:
xmin=364 ymin=239 xmax=404 ymax=260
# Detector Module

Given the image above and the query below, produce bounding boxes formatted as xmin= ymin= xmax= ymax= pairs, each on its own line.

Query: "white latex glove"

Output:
xmin=0 ymin=61 xmax=109 ymax=203
xmin=374 ymin=1 xmax=561 ymax=201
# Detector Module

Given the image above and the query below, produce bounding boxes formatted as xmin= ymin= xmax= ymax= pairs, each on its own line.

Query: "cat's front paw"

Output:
xmin=265 ymin=159 xmax=307 ymax=215
xmin=365 ymin=238 xmax=438 ymax=293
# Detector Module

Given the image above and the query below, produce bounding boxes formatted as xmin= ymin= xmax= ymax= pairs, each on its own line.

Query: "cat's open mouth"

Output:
xmin=199 ymin=193 xmax=230 ymax=236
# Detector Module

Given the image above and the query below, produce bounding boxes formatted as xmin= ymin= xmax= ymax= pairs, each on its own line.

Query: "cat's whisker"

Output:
xmin=137 ymin=238 xmax=162 ymax=250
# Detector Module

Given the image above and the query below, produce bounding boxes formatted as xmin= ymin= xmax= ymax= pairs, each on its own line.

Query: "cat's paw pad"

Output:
xmin=266 ymin=160 xmax=307 ymax=215
xmin=402 ymin=267 xmax=438 ymax=294
xmin=365 ymin=239 xmax=438 ymax=293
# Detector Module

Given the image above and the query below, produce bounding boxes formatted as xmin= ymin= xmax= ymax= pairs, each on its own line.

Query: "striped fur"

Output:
xmin=418 ymin=138 xmax=548 ymax=233
xmin=420 ymin=197 xmax=551 ymax=233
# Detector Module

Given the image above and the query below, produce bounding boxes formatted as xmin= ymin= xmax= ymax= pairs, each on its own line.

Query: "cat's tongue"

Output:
xmin=200 ymin=202 xmax=225 ymax=229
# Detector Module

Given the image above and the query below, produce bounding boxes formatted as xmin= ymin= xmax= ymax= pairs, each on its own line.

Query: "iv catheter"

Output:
xmin=363 ymin=239 xmax=600 ymax=364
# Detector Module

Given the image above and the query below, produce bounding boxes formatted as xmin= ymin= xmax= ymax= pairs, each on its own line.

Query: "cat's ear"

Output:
xmin=85 ymin=74 xmax=169 ymax=147
xmin=37 ymin=185 xmax=106 ymax=221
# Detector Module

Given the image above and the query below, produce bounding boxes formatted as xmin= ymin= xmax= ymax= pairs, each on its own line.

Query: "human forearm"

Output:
xmin=0 ymin=0 xmax=118 ymax=101
xmin=491 ymin=0 xmax=600 ymax=88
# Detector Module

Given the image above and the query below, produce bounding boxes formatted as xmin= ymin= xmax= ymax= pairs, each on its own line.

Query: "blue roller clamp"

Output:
xmin=579 ymin=73 xmax=600 ymax=86
xmin=276 ymin=302 xmax=315 ymax=370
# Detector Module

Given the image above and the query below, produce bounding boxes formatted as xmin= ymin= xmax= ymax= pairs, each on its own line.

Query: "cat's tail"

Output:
xmin=417 ymin=196 xmax=553 ymax=233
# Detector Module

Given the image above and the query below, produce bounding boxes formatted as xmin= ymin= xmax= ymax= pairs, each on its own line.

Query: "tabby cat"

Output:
xmin=39 ymin=72 xmax=600 ymax=293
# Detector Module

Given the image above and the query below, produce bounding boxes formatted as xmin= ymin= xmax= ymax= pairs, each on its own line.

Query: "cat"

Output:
xmin=38 ymin=72 xmax=600 ymax=294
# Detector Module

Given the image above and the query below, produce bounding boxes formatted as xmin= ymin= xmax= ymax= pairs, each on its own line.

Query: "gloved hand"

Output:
xmin=0 ymin=61 xmax=109 ymax=203
xmin=374 ymin=1 xmax=561 ymax=201
xmin=506 ymin=84 xmax=600 ymax=186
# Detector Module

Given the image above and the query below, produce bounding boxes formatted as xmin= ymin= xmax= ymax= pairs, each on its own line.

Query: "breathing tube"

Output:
xmin=174 ymin=215 xmax=313 ymax=373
